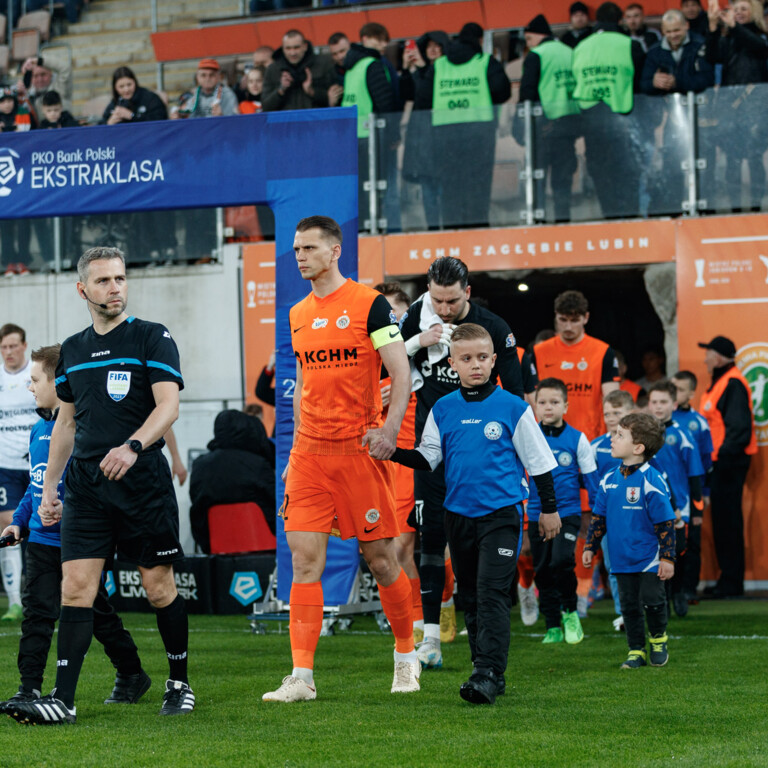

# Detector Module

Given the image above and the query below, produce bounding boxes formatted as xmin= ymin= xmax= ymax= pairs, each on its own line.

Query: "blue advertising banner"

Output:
xmin=0 ymin=108 xmax=361 ymax=604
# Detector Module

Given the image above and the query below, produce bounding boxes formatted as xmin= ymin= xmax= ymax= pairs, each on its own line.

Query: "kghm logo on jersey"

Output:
xmin=0 ymin=148 xmax=24 ymax=197
xmin=736 ymin=342 xmax=768 ymax=446
xmin=557 ymin=452 xmax=573 ymax=467
xmin=484 ymin=421 xmax=502 ymax=440
xmin=626 ymin=486 xmax=640 ymax=504
xmin=311 ymin=317 xmax=328 ymax=330
xmin=107 ymin=371 xmax=131 ymax=402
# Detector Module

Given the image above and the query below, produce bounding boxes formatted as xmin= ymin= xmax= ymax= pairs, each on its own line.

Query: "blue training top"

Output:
xmin=527 ymin=422 xmax=598 ymax=521
xmin=591 ymin=431 xmax=621 ymax=478
xmin=417 ymin=386 xmax=557 ymax=518
xmin=12 ymin=413 xmax=67 ymax=547
xmin=650 ymin=420 xmax=704 ymax=520
xmin=673 ymin=406 xmax=713 ymax=483
xmin=592 ymin=463 xmax=676 ymax=573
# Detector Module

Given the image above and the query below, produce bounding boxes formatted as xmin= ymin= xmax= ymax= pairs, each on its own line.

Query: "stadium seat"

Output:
xmin=208 ymin=502 xmax=277 ymax=554
xmin=11 ymin=27 xmax=40 ymax=65
xmin=17 ymin=10 xmax=51 ymax=43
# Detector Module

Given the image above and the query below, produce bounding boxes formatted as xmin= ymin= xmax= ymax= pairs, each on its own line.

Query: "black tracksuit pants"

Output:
xmin=444 ymin=504 xmax=521 ymax=677
xmin=616 ymin=572 xmax=668 ymax=651
xmin=529 ymin=514 xmax=581 ymax=629
xmin=19 ymin=541 xmax=141 ymax=692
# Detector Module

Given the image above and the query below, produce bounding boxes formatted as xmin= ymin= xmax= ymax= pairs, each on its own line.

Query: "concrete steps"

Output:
xmin=52 ymin=0 xmax=242 ymax=115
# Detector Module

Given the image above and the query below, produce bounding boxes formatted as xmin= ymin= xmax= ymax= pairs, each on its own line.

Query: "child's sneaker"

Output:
xmin=562 ymin=610 xmax=584 ymax=644
xmin=649 ymin=634 xmax=669 ymax=666
xmin=620 ymin=649 xmax=647 ymax=669
xmin=542 ymin=627 xmax=564 ymax=643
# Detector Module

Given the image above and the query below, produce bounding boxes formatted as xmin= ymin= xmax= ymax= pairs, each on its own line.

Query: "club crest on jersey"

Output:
xmin=505 ymin=332 xmax=516 ymax=349
xmin=107 ymin=371 xmax=131 ymax=402
xmin=626 ymin=486 xmax=640 ymax=504
xmin=484 ymin=421 xmax=502 ymax=440
xmin=666 ymin=433 xmax=677 ymax=445
xmin=688 ymin=420 xmax=699 ymax=431
xmin=311 ymin=317 xmax=328 ymax=330
xmin=365 ymin=509 xmax=380 ymax=524
xmin=557 ymin=452 xmax=573 ymax=467
xmin=577 ymin=358 xmax=588 ymax=371
xmin=336 ymin=313 xmax=350 ymax=330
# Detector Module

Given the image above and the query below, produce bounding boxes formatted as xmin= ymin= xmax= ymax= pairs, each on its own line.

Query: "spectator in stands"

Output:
xmin=0 ymin=88 xmax=32 ymax=132
xmin=262 ymin=30 xmax=334 ymax=112
xmin=642 ymin=10 xmax=713 ymax=94
xmin=641 ymin=9 xmax=714 ymax=213
xmin=423 ymin=22 xmax=511 ymax=229
xmin=328 ymin=32 xmax=350 ymax=106
xmin=238 ymin=66 xmax=265 ymax=114
xmin=38 ymin=90 xmax=78 ymax=129
xmin=623 ymin=3 xmax=662 ymax=52
xmin=573 ymin=1 xmax=646 ymax=219
xmin=252 ymin=47 xmax=274 ymax=69
xmin=562 ymin=1 xmax=594 ymax=47
xmin=706 ymin=0 xmax=768 ymax=212
xmin=682 ymin=0 xmax=709 ymax=36
xmin=519 ymin=14 xmax=581 ymax=223
xmin=401 ymin=30 xmax=449 ymax=230
xmin=101 ymin=66 xmax=175 ymax=265
xmin=172 ymin=59 xmax=237 ymax=263
xmin=173 ymin=59 xmax=238 ymax=119
xmin=189 ymin=409 xmax=276 ymax=554
xmin=102 ymin=66 xmax=168 ymax=124
xmin=16 ymin=53 xmax=73 ymax=119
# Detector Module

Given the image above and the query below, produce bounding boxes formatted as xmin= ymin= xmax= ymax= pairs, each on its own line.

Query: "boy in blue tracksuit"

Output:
xmin=591 ymin=389 xmax=635 ymax=627
xmin=647 ymin=381 xmax=704 ymax=618
xmin=529 ymin=378 xmax=598 ymax=645
xmin=386 ymin=323 xmax=561 ymax=705
xmin=0 ymin=345 xmax=150 ymax=716
xmin=670 ymin=370 xmax=714 ymax=600
xmin=583 ymin=412 xmax=676 ymax=669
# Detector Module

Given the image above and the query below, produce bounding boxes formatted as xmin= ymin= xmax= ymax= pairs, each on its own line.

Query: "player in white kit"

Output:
xmin=0 ymin=324 xmax=38 ymax=621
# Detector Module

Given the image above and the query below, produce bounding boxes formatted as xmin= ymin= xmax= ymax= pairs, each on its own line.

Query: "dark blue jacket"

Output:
xmin=641 ymin=33 xmax=714 ymax=95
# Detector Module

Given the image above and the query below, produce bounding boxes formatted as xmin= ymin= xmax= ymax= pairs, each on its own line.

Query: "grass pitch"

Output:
xmin=0 ymin=596 xmax=767 ymax=768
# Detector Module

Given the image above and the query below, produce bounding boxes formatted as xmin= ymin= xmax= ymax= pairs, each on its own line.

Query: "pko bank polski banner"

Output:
xmin=0 ymin=109 xmax=361 ymax=604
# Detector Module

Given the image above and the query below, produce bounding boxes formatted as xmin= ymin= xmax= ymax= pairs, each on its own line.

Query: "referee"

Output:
xmin=8 ymin=247 xmax=194 ymax=725
xmin=399 ymin=257 xmax=524 ymax=668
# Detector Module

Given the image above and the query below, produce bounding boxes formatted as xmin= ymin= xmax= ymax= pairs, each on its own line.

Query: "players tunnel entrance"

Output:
xmin=409 ymin=265 xmax=668 ymax=382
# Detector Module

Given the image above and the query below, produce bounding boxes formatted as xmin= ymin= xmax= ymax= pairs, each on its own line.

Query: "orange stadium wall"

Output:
xmin=152 ymin=0 xmax=681 ymax=62
xmin=243 ymin=215 xmax=768 ymax=587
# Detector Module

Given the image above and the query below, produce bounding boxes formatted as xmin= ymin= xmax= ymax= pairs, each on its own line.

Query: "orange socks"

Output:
xmin=378 ymin=569 xmax=415 ymax=653
xmin=289 ymin=582 xmax=324 ymax=671
xmin=518 ymin=554 xmax=535 ymax=589
xmin=442 ymin=558 xmax=455 ymax=603
xmin=409 ymin=577 xmax=423 ymax=622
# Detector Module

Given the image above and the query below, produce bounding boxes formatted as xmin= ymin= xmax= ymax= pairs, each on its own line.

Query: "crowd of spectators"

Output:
xmin=2 ymin=0 xmax=768 ymax=273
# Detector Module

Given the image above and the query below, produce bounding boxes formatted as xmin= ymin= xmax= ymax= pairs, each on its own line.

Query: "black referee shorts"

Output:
xmin=61 ymin=450 xmax=183 ymax=568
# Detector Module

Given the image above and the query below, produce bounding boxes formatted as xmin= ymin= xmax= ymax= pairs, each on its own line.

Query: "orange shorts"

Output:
xmin=394 ymin=463 xmax=416 ymax=534
xmin=283 ymin=450 xmax=399 ymax=541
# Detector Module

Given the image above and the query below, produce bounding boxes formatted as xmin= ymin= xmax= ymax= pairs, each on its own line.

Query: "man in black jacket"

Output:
xmin=262 ymin=30 xmax=334 ymax=112
xmin=189 ymin=409 xmax=276 ymax=553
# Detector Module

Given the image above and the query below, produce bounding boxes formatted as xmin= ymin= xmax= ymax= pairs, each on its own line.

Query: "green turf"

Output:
xmin=1 ymin=596 xmax=767 ymax=767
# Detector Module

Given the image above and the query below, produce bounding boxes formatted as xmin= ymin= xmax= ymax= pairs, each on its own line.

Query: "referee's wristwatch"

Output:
xmin=124 ymin=439 xmax=143 ymax=454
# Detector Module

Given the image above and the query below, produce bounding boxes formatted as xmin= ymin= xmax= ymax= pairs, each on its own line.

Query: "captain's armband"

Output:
xmin=371 ymin=324 xmax=403 ymax=350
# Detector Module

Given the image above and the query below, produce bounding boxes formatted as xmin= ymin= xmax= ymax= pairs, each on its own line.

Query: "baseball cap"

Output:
xmin=698 ymin=336 xmax=736 ymax=358
xmin=525 ymin=14 xmax=553 ymax=36
xmin=198 ymin=58 xmax=220 ymax=71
